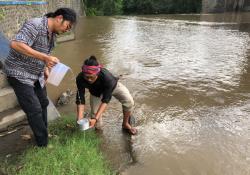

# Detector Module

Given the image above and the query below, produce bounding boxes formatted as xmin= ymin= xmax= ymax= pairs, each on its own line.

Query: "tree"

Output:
xmin=84 ymin=0 xmax=202 ymax=16
xmin=123 ymin=0 xmax=202 ymax=14
xmin=85 ymin=0 xmax=123 ymax=16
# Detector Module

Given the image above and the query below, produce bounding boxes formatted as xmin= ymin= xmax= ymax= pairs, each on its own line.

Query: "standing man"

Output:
xmin=3 ymin=8 xmax=77 ymax=147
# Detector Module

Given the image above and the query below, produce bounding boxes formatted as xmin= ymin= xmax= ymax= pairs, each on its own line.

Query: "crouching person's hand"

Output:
xmin=89 ymin=118 xmax=97 ymax=128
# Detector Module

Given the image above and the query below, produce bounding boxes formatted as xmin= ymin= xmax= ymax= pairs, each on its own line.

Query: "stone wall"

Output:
xmin=0 ymin=0 xmax=84 ymax=40
xmin=0 ymin=4 xmax=47 ymax=39
xmin=202 ymin=0 xmax=250 ymax=13
xmin=47 ymin=0 xmax=84 ymax=16
xmin=202 ymin=0 xmax=218 ymax=13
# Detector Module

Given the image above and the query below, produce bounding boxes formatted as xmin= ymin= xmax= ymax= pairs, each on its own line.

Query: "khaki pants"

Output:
xmin=90 ymin=82 xmax=134 ymax=128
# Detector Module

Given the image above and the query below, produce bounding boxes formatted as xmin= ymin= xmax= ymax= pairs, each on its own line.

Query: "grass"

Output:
xmin=1 ymin=115 xmax=114 ymax=175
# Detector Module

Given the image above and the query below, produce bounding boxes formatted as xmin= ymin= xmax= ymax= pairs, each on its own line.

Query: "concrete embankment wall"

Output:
xmin=202 ymin=0 xmax=250 ymax=13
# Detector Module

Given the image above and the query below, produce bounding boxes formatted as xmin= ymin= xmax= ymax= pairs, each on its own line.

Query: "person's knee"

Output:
xmin=122 ymin=98 xmax=134 ymax=111
xmin=41 ymin=98 xmax=49 ymax=109
xmin=21 ymin=102 xmax=42 ymax=116
xmin=27 ymin=109 xmax=43 ymax=120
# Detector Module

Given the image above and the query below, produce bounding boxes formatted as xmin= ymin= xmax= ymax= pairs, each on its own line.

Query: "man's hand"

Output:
xmin=10 ymin=41 xmax=60 ymax=66
xmin=45 ymin=56 xmax=59 ymax=69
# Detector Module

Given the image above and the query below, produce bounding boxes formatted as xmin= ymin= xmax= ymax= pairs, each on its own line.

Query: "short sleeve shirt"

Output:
xmin=4 ymin=16 xmax=56 ymax=87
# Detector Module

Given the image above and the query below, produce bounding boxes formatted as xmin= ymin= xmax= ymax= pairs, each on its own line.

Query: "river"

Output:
xmin=48 ymin=13 xmax=250 ymax=175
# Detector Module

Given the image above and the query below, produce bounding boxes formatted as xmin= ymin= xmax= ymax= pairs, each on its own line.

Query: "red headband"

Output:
xmin=82 ymin=65 xmax=102 ymax=75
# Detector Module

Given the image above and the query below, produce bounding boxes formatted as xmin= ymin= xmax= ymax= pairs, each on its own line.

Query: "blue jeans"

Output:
xmin=7 ymin=77 xmax=49 ymax=147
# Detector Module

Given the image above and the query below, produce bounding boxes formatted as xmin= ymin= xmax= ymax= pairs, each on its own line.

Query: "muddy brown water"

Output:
xmin=46 ymin=13 xmax=250 ymax=175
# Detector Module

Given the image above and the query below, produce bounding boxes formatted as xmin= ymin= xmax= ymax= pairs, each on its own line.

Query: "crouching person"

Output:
xmin=76 ymin=56 xmax=137 ymax=135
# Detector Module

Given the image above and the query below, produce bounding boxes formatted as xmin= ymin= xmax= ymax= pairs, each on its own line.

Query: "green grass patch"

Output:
xmin=1 ymin=115 xmax=114 ymax=175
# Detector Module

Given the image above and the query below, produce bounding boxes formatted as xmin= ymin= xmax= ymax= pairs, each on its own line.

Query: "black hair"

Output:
xmin=45 ymin=8 xmax=77 ymax=24
xmin=84 ymin=55 xmax=99 ymax=66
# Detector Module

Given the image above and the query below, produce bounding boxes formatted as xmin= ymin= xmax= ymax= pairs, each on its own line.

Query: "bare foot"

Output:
xmin=123 ymin=127 xmax=137 ymax=135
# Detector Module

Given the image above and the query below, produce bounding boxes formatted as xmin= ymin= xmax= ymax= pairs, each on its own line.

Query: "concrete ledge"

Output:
xmin=0 ymin=108 xmax=26 ymax=132
xmin=0 ymin=70 xmax=8 ymax=89
xmin=0 ymin=87 xmax=18 ymax=113
xmin=57 ymin=33 xmax=75 ymax=43
xmin=0 ymin=99 xmax=60 ymax=132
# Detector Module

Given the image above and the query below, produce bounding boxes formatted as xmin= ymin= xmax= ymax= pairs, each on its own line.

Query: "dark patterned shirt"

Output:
xmin=76 ymin=68 xmax=118 ymax=104
xmin=4 ymin=16 xmax=56 ymax=87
